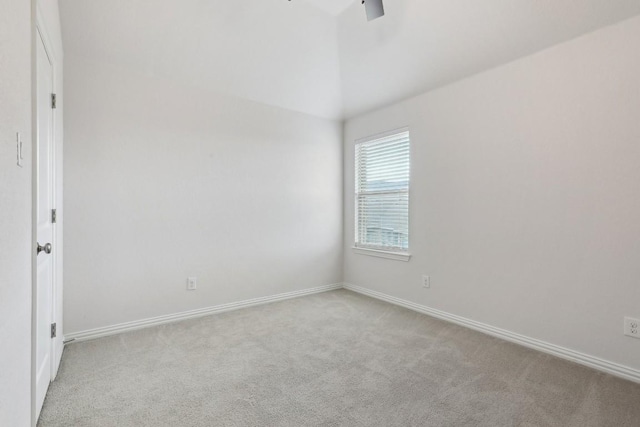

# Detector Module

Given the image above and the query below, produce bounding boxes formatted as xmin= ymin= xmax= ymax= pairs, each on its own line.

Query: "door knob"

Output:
xmin=37 ymin=242 xmax=52 ymax=255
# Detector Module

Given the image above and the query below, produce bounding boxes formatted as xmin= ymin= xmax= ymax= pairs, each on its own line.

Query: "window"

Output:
xmin=355 ymin=129 xmax=410 ymax=258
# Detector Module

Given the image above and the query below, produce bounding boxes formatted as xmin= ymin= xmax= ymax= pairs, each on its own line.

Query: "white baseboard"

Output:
xmin=65 ymin=281 xmax=640 ymax=384
xmin=343 ymin=283 xmax=640 ymax=384
xmin=64 ymin=283 xmax=343 ymax=343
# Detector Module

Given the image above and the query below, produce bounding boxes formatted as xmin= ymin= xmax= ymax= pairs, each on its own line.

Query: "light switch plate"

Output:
xmin=16 ymin=133 xmax=23 ymax=168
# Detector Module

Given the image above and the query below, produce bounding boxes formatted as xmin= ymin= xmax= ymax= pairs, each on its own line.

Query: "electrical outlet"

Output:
xmin=187 ymin=277 xmax=197 ymax=291
xmin=422 ymin=275 xmax=430 ymax=289
xmin=625 ymin=317 xmax=640 ymax=339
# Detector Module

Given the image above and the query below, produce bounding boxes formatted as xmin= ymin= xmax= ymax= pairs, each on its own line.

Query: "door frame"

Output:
xmin=32 ymin=5 xmax=63 ymax=424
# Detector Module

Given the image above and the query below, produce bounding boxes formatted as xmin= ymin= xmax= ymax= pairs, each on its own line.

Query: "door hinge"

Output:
xmin=51 ymin=209 xmax=57 ymax=224
xmin=51 ymin=93 xmax=57 ymax=109
xmin=51 ymin=323 xmax=57 ymax=339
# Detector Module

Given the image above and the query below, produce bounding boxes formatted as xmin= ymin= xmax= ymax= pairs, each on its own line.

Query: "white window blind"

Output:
xmin=355 ymin=129 xmax=410 ymax=252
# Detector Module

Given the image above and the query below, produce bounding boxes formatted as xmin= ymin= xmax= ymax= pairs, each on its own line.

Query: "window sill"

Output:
xmin=352 ymin=247 xmax=412 ymax=262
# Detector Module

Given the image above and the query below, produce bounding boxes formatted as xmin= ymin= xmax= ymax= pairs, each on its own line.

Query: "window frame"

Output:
xmin=353 ymin=127 xmax=411 ymax=261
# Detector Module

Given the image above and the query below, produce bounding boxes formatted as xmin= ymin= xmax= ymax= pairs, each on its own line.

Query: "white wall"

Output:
xmin=343 ymin=16 xmax=640 ymax=371
xmin=0 ymin=0 xmax=32 ymax=425
xmin=64 ymin=55 xmax=343 ymax=334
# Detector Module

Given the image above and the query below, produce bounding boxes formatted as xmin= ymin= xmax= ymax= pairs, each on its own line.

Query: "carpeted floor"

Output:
xmin=39 ymin=289 xmax=640 ymax=426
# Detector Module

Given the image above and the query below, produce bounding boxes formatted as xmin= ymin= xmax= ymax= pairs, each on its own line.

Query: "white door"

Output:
xmin=35 ymin=30 xmax=55 ymax=419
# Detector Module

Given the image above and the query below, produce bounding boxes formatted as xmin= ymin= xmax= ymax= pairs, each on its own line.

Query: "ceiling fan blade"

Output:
xmin=364 ymin=0 xmax=384 ymax=21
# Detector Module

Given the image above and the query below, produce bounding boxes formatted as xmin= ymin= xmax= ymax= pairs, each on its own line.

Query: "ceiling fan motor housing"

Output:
xmin=363 ymin=0 xmax=385 ymax=21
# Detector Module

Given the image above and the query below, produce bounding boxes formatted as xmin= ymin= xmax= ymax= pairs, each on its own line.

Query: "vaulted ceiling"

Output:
xmin=305 ymin=0 xmax=353 ymax=16
xmin=60 ymin=0 xmax=640 ymax=120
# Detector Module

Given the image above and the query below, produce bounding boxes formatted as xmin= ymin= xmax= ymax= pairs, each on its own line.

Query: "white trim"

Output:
xmin=352 ymin=247 xmax=412 ymax=262
xmin=343 ymin=283 xmax=640 ymax=384
xmin=64 ymin=282 xmax=640 ymax=384
xmin=354 ymin=126 xmax=410 ymax=145
xmin=64 ymin=284 xmax=342 ymax=343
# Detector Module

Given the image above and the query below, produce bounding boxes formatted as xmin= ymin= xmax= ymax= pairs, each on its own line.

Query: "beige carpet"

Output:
xmin=39 ymin=289 xmax=640 ymax=426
